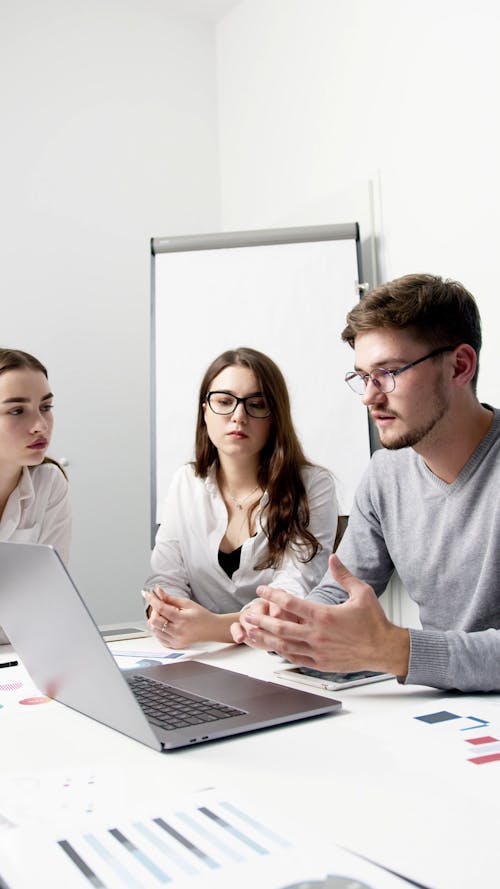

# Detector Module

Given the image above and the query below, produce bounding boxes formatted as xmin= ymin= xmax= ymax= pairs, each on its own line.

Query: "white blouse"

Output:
xmin=144 ymin=463 xmax=338 ymax=613
xmin=0 ymin=462 xmax=71 ymax=643
xmin=0 ymin=463 xmax=71 ymax=561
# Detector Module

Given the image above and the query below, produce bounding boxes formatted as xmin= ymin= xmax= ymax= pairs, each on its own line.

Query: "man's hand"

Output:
xmin=145 ymin=588 xmax=231 ymax=649
xmin=233 ymin=555 xmax=410 ymax=677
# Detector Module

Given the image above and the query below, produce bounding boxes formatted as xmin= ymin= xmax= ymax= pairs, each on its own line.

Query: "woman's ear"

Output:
xmin=451 ymin=344 xmax=477 ymax=388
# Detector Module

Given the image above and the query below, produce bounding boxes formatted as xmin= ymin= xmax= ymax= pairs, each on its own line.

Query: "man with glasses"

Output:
xmin=232 ymin=274 xmax=500 ymax=691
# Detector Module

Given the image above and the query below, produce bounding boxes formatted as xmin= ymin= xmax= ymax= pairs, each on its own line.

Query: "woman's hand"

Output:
xmin=145 ymin=587 xmax=234 ymax=649
xmin=230 ymin=592 xmax=299 ymax=644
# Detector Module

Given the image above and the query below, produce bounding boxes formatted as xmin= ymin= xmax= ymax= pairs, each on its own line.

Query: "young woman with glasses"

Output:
xmin=143 ymin=347 xmax=338 ymax=649
xmin=0 ymin=348 xmax=71 ymax=644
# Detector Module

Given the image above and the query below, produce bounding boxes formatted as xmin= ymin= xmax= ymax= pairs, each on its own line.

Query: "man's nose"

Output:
xmin=361 ymin=379 xmax=386 ymax=407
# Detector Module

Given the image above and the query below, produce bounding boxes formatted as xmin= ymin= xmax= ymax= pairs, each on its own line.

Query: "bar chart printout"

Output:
xmin=0 ymin=792 xmax=417 ymax=888
xmin=414 ymin=705 xmax=500 ymax=765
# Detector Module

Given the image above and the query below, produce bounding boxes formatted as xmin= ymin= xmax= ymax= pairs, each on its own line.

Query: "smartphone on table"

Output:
xmin=275 ymin=665 xmax=393 ymax=691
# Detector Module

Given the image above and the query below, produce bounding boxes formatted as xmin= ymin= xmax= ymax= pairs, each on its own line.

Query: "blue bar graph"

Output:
xmin=54 ymin=796 xmax=293 ymax=887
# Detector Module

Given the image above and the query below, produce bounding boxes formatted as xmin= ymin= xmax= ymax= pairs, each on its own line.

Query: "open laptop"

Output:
xmin=0 ymin=542 xmax=341 ymax=750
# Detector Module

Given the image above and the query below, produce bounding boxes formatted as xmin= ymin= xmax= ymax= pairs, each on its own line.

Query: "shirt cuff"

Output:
xmin=401 ymin=628 xmax=450 ymax=688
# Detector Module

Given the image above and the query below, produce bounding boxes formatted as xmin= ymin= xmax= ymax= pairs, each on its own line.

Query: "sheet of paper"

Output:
xmin=111 ymin=650 xmax=191 ymax=669
xmin=0 ymin=662 xmax=50 ymax=709
xmin=109 ymin=640 xmax=235 ymax=670
xmin=0 ymin=789 xmax=420 ymax=889
xmin=411 ymin=697 xmax=500 ymax=767
xmin=0 ymin=767 xmax=127 ymax=830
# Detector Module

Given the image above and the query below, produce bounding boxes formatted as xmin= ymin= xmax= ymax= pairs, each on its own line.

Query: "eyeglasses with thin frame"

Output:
xmin=206 ymin=390 xmax=272 ymax=419
xmin=344 ymin=345 xmax=458 ymax=396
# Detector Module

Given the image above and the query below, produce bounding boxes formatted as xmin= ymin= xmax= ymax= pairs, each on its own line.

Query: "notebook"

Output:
xmin=0 ymin=542 xmax=341 ymax=750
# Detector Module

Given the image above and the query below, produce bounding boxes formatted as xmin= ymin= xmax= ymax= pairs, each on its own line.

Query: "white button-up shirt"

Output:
xmin=0 ymin=463 xmax=71 ymax=562
xmin=145 ymin=463 xmax=338 ymax=612
xmin=0 ymin=462 xmax=71 ymax=643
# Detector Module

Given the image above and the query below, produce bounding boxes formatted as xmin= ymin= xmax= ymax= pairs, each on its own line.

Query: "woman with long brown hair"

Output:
xmin=144 ymin=347 xmax=337 ymax=648
xmin=0 ymin=348 xmax=71 ymax=643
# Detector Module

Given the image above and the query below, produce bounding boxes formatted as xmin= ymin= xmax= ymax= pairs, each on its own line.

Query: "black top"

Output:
xmin=218 ymin=545 xmax=243 ymax=579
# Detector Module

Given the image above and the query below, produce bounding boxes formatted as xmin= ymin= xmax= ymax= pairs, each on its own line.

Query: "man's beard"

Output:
xmin=378 ymin=382 xmax=450 ymax=451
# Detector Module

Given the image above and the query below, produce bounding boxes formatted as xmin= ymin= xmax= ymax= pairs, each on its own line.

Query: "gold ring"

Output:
xmin=161 ymin=620 xmax=169 ymax=633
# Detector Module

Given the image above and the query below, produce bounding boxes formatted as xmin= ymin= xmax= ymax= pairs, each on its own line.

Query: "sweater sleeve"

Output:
xmin=405 ymin=628 xmax=500 ymax=691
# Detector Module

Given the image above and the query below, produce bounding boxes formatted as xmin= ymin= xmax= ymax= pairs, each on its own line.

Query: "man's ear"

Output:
xmin=451 ymin=344 xmax=477 ymax=388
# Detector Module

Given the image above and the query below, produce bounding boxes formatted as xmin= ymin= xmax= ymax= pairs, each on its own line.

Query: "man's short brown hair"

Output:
xmin=342 ymin=273 xmax=482 ymax=390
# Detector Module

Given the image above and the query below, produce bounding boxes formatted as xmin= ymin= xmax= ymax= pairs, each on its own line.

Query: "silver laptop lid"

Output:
xmin=0 ymin=541 xmax=160 ymax=750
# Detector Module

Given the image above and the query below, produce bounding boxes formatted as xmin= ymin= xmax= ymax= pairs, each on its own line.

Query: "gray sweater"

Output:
xmin=308 ymin=406 xmax=500 ymax=692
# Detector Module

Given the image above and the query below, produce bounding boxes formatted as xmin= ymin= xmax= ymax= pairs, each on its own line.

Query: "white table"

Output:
xmin=1 ymin=636 xmax=500 ymax=889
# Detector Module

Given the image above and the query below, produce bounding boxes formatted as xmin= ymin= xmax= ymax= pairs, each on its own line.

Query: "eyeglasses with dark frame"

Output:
xmin=344 ymin=345 xmax=459 ymax=396
xmin=206 ymin=390 xmax=272 ymax=419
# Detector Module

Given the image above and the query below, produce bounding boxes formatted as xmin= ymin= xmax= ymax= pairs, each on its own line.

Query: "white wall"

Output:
xmin=0 ymin=0 xmax=220 ymax=622
xmin=216 ymin=0 xmax=500 ymax=411
xmin=215 ymin=0 xmax=500 ymax=625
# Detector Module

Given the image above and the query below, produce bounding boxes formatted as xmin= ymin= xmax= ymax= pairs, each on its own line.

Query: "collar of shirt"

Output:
xmin=17 ymin=467 xmax=36 ymax=503
xmin=204 ymin=462 xmax=269 ymax=509
xmin=0 ymin=467 xmax=35 ymax=536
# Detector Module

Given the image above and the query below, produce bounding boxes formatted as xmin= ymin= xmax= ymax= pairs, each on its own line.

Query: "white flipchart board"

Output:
xmin=151 ymin=224 xmax=371 ymax=538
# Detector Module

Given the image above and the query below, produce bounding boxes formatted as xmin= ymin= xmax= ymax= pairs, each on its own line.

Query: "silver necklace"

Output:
xmin=226 ymin=484 xmax=260 ymax=511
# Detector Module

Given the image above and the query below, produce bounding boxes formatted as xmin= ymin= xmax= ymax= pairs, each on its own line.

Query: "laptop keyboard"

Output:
xmin=127 ymin=674 xmax=246 ymax=731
